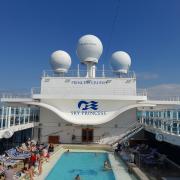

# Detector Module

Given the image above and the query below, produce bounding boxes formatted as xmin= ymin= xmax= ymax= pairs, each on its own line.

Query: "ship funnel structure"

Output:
xmin=76 ymin=34 xmax=103 ymax=78
xmin=110 ymin=51 xmax=131 ymax=74
xmin=50 ymin=50 xmax=71 ymax=75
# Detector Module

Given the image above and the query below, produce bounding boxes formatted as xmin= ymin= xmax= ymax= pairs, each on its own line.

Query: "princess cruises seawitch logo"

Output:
xmin=78 ymin=100 xmax=98 ymax=110
xmin=71 ymin=100 xmax=106 ymax=116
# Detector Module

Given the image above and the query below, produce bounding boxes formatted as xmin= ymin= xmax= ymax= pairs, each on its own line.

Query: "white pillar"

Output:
xmin=5 ymin=107 xmax=8 ymax=128
xmin=19 ymin=107 xmax=21 ymax=125
xmin=28 ymin=107 xmax=30 ymax=123
xmin=0 ymin=107 xmax=4 ymax=129
xmin=77 ymin=64 xmax=80 ymax=77
xmin=23 ymin=108 xmax=26 ymax=124
xmin=86 ymin=63 xmax=96 ymax=78
xmin=102 ymin=64 xmax=105 ymax=77
xmin=8 ymin=107 xmax=11 ymax=128
xmin=13 ymin=108 xmax=16 ymax=126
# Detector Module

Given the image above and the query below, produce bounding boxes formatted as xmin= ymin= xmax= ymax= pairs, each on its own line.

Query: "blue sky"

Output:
xmin=0 ymin=0 xmax=180 ymax=90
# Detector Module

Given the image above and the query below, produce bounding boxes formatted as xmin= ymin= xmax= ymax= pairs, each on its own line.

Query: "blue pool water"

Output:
xmin=46 ymin=152 xmax=115 ymax=180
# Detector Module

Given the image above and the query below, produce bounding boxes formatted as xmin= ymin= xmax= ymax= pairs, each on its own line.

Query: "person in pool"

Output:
xmin=103 ymin=160 xmax=112 ymax=170
xmin=75 ymin=174 xmax=81 ymax=180
xmin=66 ymin=149 xmax=70 ymax=153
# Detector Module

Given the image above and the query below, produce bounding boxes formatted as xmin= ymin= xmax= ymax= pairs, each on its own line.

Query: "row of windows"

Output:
xmin=140 ymin=118 xmax=180 ymax=135
xmin=0 ymin=107 xmax=39 ymax=116
xmin=137 ymin=110 xmax=180 ymax=120
xmin=0 ymin=106 xmax=40 ymax=129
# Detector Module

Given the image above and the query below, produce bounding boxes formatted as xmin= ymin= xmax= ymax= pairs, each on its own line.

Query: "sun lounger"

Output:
xmin=6 ymin=148 xmax=31 ymax=160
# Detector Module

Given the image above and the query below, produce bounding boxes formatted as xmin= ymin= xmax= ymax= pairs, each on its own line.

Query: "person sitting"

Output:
xmin=42 ymin=148 xmax=50 ymax=162
xmin=75 ymin=174 xmax=81 ymax=180
xmin=26 ymin=138 xmax=31 ymax=146
xmin=48 ymin=144 xmax=54 ymax=153
xmin=103 ymin=160 xmax=112 ymax=170
xmin=31 ymin=144 xmax=37 ymax=152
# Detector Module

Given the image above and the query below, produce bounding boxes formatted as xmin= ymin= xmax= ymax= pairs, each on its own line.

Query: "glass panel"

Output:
xmin=150 ymin=112 xmax=153 ymax=117
xmin=20 ymin=116 xmax=24 ymax=124
xmin=25 ymin=116 xmax=28 ymax=123
xmin=167 ymin=111 xmax=171 ymax=118
xmin=173 ymin=111 xmax=177 ymax=119
xmin=15 ymin=117 xmax=19 ymax=125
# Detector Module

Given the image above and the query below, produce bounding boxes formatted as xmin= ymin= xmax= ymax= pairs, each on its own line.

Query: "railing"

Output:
xmin=31 ymin=86 xmax=147 ymax=97
xmin=71 ymin=136 xmax=101 ymax=144
xmin=139 ymin=116 xmax=180 ymax=135
xmin=137 ymin=89 xmax=147 ymax=96
xmin=42 ymin=69 xmax=136 ymax=79
xmin=148 ymin=96 xmax=180 ymax=102
xmin=1 ymin=92 xmax=31 ymax=99
xmin=110 ymin=122 xmax=143 ymax=146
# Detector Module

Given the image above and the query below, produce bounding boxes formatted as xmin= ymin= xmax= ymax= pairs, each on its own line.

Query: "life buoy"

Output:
xmin=155 ymin=133 xmax=163 ymax=142
xmin=3 ymin=130 xmax=14 ymax=139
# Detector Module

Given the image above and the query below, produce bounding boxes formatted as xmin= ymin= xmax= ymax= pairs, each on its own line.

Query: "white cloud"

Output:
xmin=147 ymin=84 xmax=180 ymax=99
xmin=137 ymin=72 xmax=159 ymax=80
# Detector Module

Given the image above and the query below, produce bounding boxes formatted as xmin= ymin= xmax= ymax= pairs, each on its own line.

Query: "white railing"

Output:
xmin=148 ymin=96 xmax=180 ymax=102
xmin=42 ymin=69 xmax=136 ymax=79
xmin=139 ymin=116 xmax=180 ymax=136
xmin=137 ymin=89 xmax=147 ymax=96
xmin=31 ymin=87 xmax=147 ymax=97
xmin=1 ymin=92 xmax=31 ymax=99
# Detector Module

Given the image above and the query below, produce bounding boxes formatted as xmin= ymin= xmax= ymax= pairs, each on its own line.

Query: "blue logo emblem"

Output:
xmin=78 ymin=100 xmax=98 ymax=110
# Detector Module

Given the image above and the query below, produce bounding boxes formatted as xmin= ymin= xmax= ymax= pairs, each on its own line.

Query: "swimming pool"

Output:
xmin=46 ymin=152 xmax=115 ymax=180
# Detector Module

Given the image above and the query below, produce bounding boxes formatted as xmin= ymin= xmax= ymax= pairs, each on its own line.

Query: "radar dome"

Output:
xmin=110 ymin=51 xmax=131 ymax=74
xmin=50 ymin=50 xmax=71 ymax=73
xmin=76 ymin=34 xmax=103 ymax=64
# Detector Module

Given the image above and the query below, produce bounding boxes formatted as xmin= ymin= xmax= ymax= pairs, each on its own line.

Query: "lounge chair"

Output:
xmin=6 ymin=148 xmax=30 ymax=160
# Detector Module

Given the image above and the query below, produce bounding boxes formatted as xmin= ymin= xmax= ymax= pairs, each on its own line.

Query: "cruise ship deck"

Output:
xmin=1 ymin=34 xmax=180 ymax=180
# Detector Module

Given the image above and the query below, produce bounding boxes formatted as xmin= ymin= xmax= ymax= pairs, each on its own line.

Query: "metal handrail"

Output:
xmin=110 ymin=122 xmax=143 ymax=146
xmin=148 ymin=96 xmax=180 ymax=102
xmin=42 ymin=69 xmax=136 ymax=79
xmin=72 ymin=136 xmax=101 ymax=143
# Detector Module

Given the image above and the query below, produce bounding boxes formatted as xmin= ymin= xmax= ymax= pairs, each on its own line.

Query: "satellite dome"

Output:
xmin=110 ymin=51 xmax=131 ymax=74
xmin=76 ymin=34 xmax=103 ymax=64
xmin=50 ymin=50 xmax=71 ymax=73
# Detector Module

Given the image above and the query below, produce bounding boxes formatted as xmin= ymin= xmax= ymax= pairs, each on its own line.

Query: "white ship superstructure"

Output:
xmin=1 ymin=34 xmax=180 ymax=147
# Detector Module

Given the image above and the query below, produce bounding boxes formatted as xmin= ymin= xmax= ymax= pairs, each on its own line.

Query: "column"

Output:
xmin=28 ymin=108 xmax=30 ymax=123
xmin=5 ymin=107 xmax=8 ymax=128
xmin=23 ymin=108 xmax=25 ymax=124
xmin=19 ymin=107 xmax=21 ymax=125
xmin=8 ymin=107 xmax=11 ymax=128
xmin=13 ymin=108 xmax=16 ymax=126
xmin=0 ymin=107 xmax=4 ymax=129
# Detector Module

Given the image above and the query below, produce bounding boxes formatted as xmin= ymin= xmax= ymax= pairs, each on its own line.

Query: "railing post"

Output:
xmin=77 ymin=64 xmax=80 ymax=77
xmin=1 ymin=107 xmax=4 ymax=129
xmin=8 ymin=107 xmax=11 ymax=128
xmin=102 ymin=64 xmax=105 ymax=77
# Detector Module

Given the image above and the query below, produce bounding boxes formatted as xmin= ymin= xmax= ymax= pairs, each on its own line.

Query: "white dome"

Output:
xmin=110 ymin=51 xmax=131 ymax=73
xmin=50 ymin=50 xmax=71 ymax=73
xmin=76 ymin=34 xmax=103 ymax=64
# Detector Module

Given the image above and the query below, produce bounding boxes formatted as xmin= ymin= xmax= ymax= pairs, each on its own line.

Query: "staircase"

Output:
xmin=110 ymin=123 xmax=143 ymax=146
